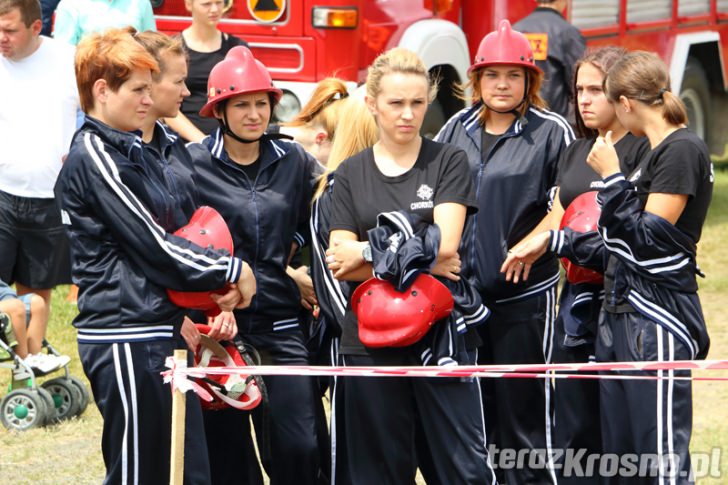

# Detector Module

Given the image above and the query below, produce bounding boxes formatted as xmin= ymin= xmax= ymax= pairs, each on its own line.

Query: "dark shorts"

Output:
xmin=0 ymin=189 xmax=71 ymax=288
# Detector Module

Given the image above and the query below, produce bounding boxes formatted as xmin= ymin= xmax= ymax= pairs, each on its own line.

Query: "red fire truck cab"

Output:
xmin=154 ymin=0 xmax=728 ymax=148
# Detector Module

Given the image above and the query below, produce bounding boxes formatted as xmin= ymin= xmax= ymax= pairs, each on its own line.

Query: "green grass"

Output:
xmin=1 ymin=172 xmax=728 ymax=483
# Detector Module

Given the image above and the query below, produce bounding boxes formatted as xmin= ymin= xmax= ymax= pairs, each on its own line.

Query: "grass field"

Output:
xmin=1 ymin=173 xmax=727 ymax=484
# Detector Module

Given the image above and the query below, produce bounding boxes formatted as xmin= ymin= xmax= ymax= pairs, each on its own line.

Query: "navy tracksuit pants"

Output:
xmin=596 ymin=311 xmax=694 ymax=484
xmin=551 ymin=313 xmax=601 ymax=485
xmin=477 ymin=289 xmax=558 ymax=485
xmin=79 ymin=337 xmax=211 ymax=485
xmin=204 ymin=328 xmax=321 ymax=485
xmin=336 ymin=348 xmax=497 ymax=485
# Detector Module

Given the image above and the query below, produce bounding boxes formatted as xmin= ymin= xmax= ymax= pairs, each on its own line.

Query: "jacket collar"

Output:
xmin=151 ymin=120 xmax=179 ymax=154
xmin=204 ymin=127 xmax=293 ymax=173
xmin=83 ymin=116 xmax=146 ymax=164
xmin=460 ymin=102 xmax=528 ymax=145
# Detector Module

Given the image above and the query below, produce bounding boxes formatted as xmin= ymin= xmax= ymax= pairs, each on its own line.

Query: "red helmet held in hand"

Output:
xmin=469 ymin=19 xmax=542 ymax=75
xmin=199 ymin=46 xmax=282 ymax=118
xmin=193 ymin=324 xmax=262 ymax=411
xmin=352 ymin=274 xmax=454 ymax=348
xmin=167 ymin=206 xmax=234 ymax=314
xmin=559 ymin=191 xmax=603 ymax=285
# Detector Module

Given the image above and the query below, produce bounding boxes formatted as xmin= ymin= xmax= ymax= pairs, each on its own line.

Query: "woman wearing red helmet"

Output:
xmin=502 ymin=47 xmax=650 ymax=484
xmin=435 ymin=19 xmax=575 ymax=484
xmin=54 ymin=28 xmax=255 ymax=484
xmin=325 ymin=47 xmax=496 ymax=484
xmin=186 ymin=46 xmax=324 ymax=485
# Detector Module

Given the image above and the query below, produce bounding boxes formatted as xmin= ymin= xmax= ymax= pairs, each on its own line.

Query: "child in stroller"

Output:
xmin=0 ymin=279 xmax=69 ymax=373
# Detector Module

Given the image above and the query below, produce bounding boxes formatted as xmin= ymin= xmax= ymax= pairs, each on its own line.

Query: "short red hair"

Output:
xmin=75 ymin=28 xmax=159 ymax=113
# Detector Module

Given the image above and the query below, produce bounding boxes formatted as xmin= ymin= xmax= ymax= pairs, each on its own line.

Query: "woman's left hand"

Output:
xmin=207 ymin=311 xmax=238 ymax=341
xmin=587 ymin=130 xmax=621 ymax=178
xmin=326 ymin=239 xmax=368 ymax=278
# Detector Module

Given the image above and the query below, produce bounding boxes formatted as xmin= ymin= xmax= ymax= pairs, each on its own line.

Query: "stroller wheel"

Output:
xmin=36 ymin=387 xmax=56 ymax=425
xmin=42 ymin=378 xmax=82 ymax=422
xmin=65 ymin=375 xmax=90 ymax=416
xmin=0 ymin=388 xmax=49 ymax=431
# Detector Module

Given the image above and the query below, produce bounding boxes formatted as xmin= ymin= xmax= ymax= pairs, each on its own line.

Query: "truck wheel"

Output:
xmin=680 ymin=58 xmax=711 ymax=143
xmin=422 ymin=99 xmax=446 ymax=139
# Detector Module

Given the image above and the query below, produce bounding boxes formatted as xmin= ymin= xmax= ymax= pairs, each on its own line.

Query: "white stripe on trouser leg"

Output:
xmin=542 ymin=287 xmax=557 ymax=485
xmin=657 ymin=327 xmax=664 ymax=485
xmin=112 ymin=344 xmax=131 ymax=485
xmin=474 ymin=349 xmax=498 ymax=485
xmin=123 ymin=343 xmax=140 ymax=485
xmin=667 ymin=331 xmax=676 ymax=485
xmin=330 ymin=338 xmax=339 ymax=484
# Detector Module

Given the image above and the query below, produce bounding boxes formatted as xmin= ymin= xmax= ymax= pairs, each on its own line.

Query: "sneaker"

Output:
xmin=24 ymin=353 xmax=69 ymax=373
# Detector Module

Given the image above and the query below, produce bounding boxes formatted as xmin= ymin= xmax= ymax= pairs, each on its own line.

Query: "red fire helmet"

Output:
xmin=193 ymin=324 xmax=262 ymax=411
xmin=469 ymin=19 xmax=542 ymax=75
xmin=559 ymin=191 xmax=604 ymax=285
xmin=167 ymin=206 xmax=234 ymax=314
xmin=352 ymin=274 xmax=454 ymax=348
xmin=199 ymin=46 xmax=282 ymax=118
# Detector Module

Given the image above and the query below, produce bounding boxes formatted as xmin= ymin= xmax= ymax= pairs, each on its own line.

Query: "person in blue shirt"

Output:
xmin=52 ymin=0 xmax=155 ymax=44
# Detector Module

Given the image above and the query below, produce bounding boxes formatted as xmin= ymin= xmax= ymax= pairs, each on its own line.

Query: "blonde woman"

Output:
xmin=325 ymin=47 xmax=495 ymax=484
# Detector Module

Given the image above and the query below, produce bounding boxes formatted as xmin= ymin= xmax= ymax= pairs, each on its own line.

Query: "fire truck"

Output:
xmin=153 ymin=0 xmax=728 ymax=149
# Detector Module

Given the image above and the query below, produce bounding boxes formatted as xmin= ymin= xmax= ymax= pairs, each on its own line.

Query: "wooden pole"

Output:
xmin=169 ymin=349 xmax=187 ymax=485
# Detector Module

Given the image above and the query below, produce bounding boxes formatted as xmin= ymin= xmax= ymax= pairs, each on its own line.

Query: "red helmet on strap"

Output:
xmin=167 ymin=206 xmax=234 ymax=314
xmin=468 ymin=19 xmax=542 ymax=75
xmin=193 ymin=325 xmax=262 ymax=411
xmin=199 ymin=46 xmax=282 ymax=118
xmin=559 ymin=191 xmax=603 ymax=285
xmin=352 ymin=274 xmax=454 ymax=348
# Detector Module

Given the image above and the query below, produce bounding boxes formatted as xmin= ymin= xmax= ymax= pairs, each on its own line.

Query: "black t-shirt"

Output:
xmin=330 ymin=137 xmax=477 ymax=354
xmin=629 ymin=128 xmax=713 ymax=243
xmin=556 ymin=132 xmax=649 ymax=209
xmin=181 ymin=33 xmax=247 ymax=138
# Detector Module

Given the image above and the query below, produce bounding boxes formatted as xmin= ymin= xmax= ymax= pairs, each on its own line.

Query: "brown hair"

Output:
xmin=458 ymin=64 xmax=546 ymax=126
xmin=572 ymin=46 xmax=627 ymax=138
xmin=605 ymin=50 xmax=687 ymax=126
xmin=75 ymin=28 xmax=159 ymax=113
xmin=0 ymin=0 xmax=40 ymax=26
xmin=313 ymin=94 xmax=378 ymax=200
xmin=128 ymin=29 xmax=186 ymax=81
xmin=366 ymin=47 xmax=437 ymax=103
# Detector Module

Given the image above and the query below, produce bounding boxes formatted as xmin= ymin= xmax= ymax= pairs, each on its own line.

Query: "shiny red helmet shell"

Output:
xmin=352 ymin=274 xmax=454 ymax=348
xmin=199 ymin=46 xmax=282 ymax=118
xmin=469 ymin=19 xmax=542 ymax=75
xmin=559 ymin=191 xmax=603 ymax=285
xmin=193 ymin=324 xmax=262 ymax=411
xmin=167 ymin=206 xmax=233 ymax=313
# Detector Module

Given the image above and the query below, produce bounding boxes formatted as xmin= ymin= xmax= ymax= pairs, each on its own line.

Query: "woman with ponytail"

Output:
xmin=279 ymin=77 xmax=350 ymax=166
xmin=506 ymin=50 xmax=713 ymax=483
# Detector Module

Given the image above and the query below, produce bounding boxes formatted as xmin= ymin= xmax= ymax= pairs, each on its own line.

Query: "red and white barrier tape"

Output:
xmin=162 ymin=359 xmax=728 ymax=394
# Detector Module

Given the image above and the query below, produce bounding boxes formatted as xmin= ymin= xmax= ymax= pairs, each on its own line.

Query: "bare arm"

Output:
xmin=644 ymin=193 xmax=688 ymax=225
xmin=430 ymin=203 xmax=467 ymax=281
xmin=327 ymin=230 xmax=373 ymax=282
